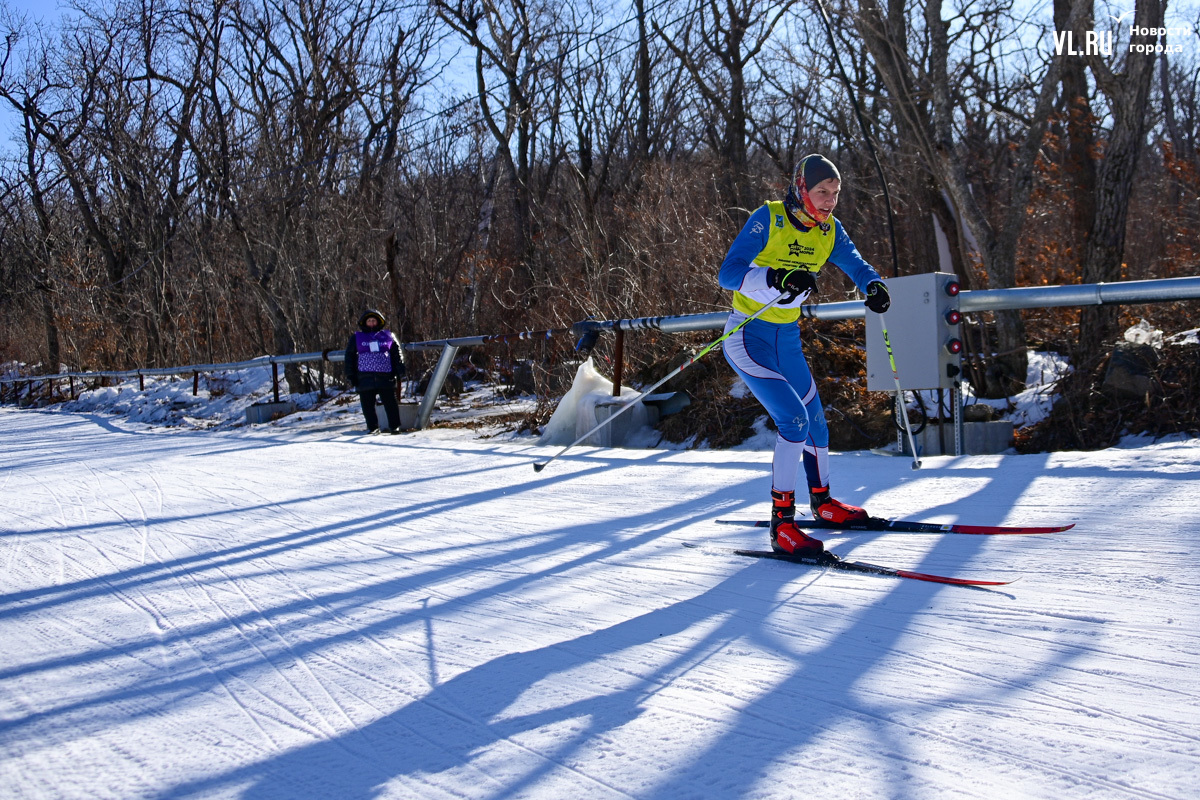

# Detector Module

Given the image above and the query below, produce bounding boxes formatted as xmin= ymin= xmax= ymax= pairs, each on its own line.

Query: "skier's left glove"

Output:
xmin=864 ymin=281 xmax=891 ymax=314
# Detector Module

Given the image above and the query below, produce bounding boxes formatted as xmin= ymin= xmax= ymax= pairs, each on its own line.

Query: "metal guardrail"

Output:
xmin=569 ymin=276 xmax=1200 ymax=334
xmin=0 ymin=327 xmax=573 ymax=429
xmin=958 ymin=275 xmax=1200 ymax=312
xmin=4 ymin=276 xmax=1199 ymax=425
xmin=566 ymin=275 xmax=1200 ymax=395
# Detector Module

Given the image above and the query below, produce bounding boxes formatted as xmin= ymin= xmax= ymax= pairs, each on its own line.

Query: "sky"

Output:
xmin=0 ymin=0 xmax=59 ymax=19
xmin=2 ymin=0 xmax=1198 ymax=157
xmin=0 ymin=0 xmax=65 ymax=151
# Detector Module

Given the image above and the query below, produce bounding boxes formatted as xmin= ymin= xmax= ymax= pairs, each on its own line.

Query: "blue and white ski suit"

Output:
xmin=719 ymin=202 xmax=883 ymax=493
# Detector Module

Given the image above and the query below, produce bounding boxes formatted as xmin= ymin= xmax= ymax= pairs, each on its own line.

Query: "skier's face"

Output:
xmin=808 ymin=178 xmax=841 ymax=215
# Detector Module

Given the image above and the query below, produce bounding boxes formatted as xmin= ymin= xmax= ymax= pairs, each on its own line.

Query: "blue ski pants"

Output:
xmin=722 ymin=313 xmax=831 ymax=493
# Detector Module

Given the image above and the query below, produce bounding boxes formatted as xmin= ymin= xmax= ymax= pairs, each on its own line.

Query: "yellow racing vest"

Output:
xmin=731 ymin=201 xmax=836 ymax=324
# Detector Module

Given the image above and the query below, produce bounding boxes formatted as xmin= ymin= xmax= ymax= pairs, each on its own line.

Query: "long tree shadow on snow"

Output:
xmin=153 ymin=548 xmax=1080 ymax=800
xmin=148 ymin=451 xmax=1088 ymax=800
xmin=0 ymin=469 xmax=734 ymax=751
xmin=2 ymin=410 xmax=1110 ymax=798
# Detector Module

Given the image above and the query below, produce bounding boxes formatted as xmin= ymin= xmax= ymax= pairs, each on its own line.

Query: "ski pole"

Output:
xmin=874 ymin=313 xmax=922 ymax=470
xmin=533 ymin=291 xmax=795 ymax=473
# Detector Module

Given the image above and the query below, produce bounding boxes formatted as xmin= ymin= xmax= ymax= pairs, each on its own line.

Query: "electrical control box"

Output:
xmin=866 ymin=272 xmax=962 ymax=391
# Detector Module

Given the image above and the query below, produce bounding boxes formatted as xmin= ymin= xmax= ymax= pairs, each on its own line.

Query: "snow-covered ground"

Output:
xmin=2 ymin=380 xmax=1199 ymax=798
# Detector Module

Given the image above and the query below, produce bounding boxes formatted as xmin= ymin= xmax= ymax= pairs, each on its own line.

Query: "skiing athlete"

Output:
xmin=718 ymin=154 xmax=893 ymax=556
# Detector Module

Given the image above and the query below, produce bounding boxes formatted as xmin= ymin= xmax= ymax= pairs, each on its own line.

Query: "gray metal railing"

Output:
xmin=566 ymin=275 xmax=1200 ymax=396
xmin=958 ymin=275 xmax=1200 ymax=312
xmin=570 ymin=276 xmax=1200 ymax=335
xmin=5 ymin=276 xmax=1199 ymax=426
xmin=0 ymin=327 xmax=573 ymax=430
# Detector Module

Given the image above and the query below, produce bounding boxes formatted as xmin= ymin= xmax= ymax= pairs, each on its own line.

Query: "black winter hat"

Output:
xmin=358 ymin=308 xmax=387 ymax=329
xmin=784 ymin=154 xmax=841 ymax=216
xmin=799 ymin=154 xmax=840 ymax=189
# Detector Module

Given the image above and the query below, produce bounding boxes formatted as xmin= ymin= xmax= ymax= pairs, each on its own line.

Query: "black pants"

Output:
xmin=358 ymin=387 xmax=401 ymax=432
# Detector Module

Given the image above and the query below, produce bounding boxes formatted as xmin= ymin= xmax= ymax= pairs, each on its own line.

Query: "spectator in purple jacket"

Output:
xmin=344 ymin=309 xmax=406 ymax=434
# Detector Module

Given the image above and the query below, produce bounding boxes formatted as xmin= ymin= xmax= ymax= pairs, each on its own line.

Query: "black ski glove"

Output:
xmin=767 ymin=268 xmax=818 ymax=299
xmin=864 ymin=280 xmax=891 ymax=313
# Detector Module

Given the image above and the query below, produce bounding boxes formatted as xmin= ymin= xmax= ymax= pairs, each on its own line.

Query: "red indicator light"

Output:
xmin=945 ymin=338 xmax=963 ymax=355
xmin=945 ymin=310 xmax=962 ymax=325
xmin=945 ymin=282 xmax=961 ymax=296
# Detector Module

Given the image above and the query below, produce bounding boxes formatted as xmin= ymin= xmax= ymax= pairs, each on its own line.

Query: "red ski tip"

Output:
xmin=895 ymin=569 xmax=1013 ymax=586
xmin=951 ymin=523 xmax=1074 ymax=535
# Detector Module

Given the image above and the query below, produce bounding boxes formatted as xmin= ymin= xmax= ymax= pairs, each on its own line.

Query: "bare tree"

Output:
xmin=653 ymin=0 xmax=798 ymax=210
xmin=212 ymin=0 xmax=425 ymax=388
xmin=1078 ymin=0 xmax=1168 ymax=351
xmin=436 ymin=0 xmax=572 ymax=306
xmin=855 ymin=0 xmax=1086 ymax=394
xmin=1 ymin=0 xmax=216 ymax=366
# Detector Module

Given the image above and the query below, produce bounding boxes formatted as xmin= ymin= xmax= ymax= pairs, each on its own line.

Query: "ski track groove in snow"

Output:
xmin=2 ymin=408 xmax=1198 ymax=799
xmin=130 ymin=482 xmax=383 ymax=749
xmin=867 ymin=636 xmax=1198 ymax=749
xmin=806 ymin=695 xmax=1182 ymax=800
xmin=166 ymin=547 xmax=354 ymax=742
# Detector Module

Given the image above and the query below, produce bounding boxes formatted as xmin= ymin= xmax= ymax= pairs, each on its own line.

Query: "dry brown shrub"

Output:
xmin=1017 ymin=341 xmax=1200 ymax=452
xmin=645 ymin=349 xmax=765 ymax=449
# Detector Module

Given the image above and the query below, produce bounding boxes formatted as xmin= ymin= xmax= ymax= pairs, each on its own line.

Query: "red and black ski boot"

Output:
xmin=809 ymin=486 xmax=869 ymax=524
xmin=770 ymin=489 xmax=824 ymax=557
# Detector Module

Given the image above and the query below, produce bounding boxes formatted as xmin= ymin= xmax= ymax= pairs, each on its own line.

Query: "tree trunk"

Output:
xmin=38 ymin=280 xmax=60 ymax=373
xmin=635 ymin=0 xmax=652 ymax=165
xmin=385 ymin=230 xmax=414 ymax=343
xmin=1079 ymin=0 xmax=1167 ymax=352
xmin=1055 ymin=0 xmax=1098 ymax=264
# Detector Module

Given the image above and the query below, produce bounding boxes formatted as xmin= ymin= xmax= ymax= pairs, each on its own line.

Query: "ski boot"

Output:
xmin=809 ymin=486 xmax=868 ymax=524
xmin=770 ymin=489 xmax=824 ymax=557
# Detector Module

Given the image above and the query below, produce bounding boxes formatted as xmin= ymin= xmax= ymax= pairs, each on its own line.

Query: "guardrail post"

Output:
xmin=193 ymin=372 xmax=199 ymax=396
xmin=138 ymin=372 xmax=145 ymax=391
xmin=417 ymin=343 xmax=458 ymax=430
xmin=952 ymin=382 xmax=964 ymax=456
xmin=271 ymin=362 xmax=280 ymax=403
xmin=318 ymin=350 xmax=328 ymax=399
xmin=611 ymin=328 xmax=625 ymax=396
xmin=69 ymin=376 xmax=75 ymax=399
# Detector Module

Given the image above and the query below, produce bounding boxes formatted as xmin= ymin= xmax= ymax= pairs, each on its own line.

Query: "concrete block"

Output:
xmin=246 ymin=400 xmax=297 ymax=424
xmin=591 ymin=399 xmax=659 ymax=448
xmin=902 ymin=420 xmax=1014 ymax=456
xmin=642 ymin=391 xmax=691 ymax=417
xmin=379 ymin=400 xmax=420 ymax=431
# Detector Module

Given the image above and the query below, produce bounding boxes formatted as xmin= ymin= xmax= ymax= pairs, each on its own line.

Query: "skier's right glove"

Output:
xmin=767 ymin=268 xmax=817 ymax=299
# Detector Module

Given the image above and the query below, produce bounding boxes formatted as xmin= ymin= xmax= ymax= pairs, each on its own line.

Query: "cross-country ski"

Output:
xmin=681 ymin=542 xmax=1013 ymax=586
xmin=714 ymin=517 xmax=1074 ymax=535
